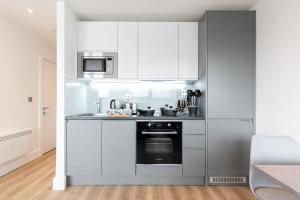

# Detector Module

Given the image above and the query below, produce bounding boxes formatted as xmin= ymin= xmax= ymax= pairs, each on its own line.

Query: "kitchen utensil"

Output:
xmin=191 ymin=96 xmax=198 ymax=106
xmin=132 ymin=103 xmax=137 ymax=115
xmin=195 ymin=90 xmax=202 ymax=97
xmin=110 ymin=99 xmax=124 ymax=110
xmin=177 ymin=99 xmax=186 ymax=111
xmin=164 ymin=106 xmax=180 ymax=117
xmin=160 ymin=107 xmax=165 ymax=116
xmin=137 ymin=107 xmax=155 ymax=116
xmin=160 ymin=104 xmax=169 ymax=116
xmin=187 ymin=90 xmax=193 ymax=97
xmin=188 ymin=106 xmax=198 ymax=117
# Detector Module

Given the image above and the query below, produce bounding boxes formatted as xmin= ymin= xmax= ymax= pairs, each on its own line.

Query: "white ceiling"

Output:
xmin=0 ymin=0 xmax=257 ymax=47
xmin=66 ymin=0 xmax=257 ymax=21
xmin=0 ymin=0 xmax=56 ymax=47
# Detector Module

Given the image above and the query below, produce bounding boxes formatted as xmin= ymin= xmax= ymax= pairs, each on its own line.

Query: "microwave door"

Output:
xmin=82 ymin=58 xmax=106 ymax=73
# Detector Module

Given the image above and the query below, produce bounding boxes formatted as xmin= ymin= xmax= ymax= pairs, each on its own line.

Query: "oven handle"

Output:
xmin=145 ymin=142 xmax=173 ymax=145
xmin=142 ymin=131 xmax=177 ymax=135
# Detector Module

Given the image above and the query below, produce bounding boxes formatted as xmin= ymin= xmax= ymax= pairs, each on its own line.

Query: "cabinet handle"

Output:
xmin=239 ymin=118 xmax=253 ymax=122
xmin=184 ymin=147 xmax=205 ymax=150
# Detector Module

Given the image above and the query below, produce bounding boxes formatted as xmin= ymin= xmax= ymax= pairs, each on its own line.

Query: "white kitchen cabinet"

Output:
xmin=138 ymin=22 xmax=179 ymax=80
xmin=118 ymin=22 xmax=138 ymax=79
xmin=77 ymin=22 xmax=118 ymax=51
xmin=179 ymin=22 xmax=198 ymax=80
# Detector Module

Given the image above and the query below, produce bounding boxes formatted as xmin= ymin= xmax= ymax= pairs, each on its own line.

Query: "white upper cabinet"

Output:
xmin=117 ymin=22 xmax=138 ymax=79
xmin=138 ymin=22 xmax=179 ymax=80
xmin=77 ymin=22 xmax=118 ymax=51
xmin=179 ymin=22 xmax=199 ymax=80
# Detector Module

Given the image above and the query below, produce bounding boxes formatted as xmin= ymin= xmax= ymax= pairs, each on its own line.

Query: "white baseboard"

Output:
xmin=0 ymin=149 xmax=40 ymax=177
xmin=53 ymin=175 xmax=66 ymax=190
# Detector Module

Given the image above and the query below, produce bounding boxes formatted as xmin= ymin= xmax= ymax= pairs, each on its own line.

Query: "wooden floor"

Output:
xmin=0 ymin=150 xmax=256 ymax=200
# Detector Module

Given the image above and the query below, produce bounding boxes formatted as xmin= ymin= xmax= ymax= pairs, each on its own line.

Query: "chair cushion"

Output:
xmin=255 ymin=187 xmax=300 ymax=200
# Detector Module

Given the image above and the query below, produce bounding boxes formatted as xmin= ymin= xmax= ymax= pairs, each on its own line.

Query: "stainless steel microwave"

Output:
xmin=77 ymin=52 xmax=118 ymax=79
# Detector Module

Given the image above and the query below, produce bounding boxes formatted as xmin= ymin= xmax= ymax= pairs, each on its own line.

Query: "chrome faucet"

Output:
xmin=93 ymin=98 xmax=101 ymax=113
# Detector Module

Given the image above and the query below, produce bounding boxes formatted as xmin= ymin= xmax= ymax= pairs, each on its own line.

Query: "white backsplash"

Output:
xmin=65 ymin=81 xmax=199 ymax=115
xmin=65 ymin=81 xmax=86 ymax=115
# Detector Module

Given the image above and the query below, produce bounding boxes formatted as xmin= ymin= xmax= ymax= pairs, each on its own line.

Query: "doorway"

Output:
xmin=40 ymin=58 xmax=56 ymax=154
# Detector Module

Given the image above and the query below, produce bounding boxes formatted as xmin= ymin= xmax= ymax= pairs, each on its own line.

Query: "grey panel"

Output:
xmin=207 ymin=11 xmax=255 ymax=118
xmin=183 ymin=120 xmax=205 ymax=135
xmin=68 ymin=175 xmax=205 ymax=186
xmin=198 ymin=12 xmax=208 ymax=118
xmin=66 ymin=120 xmax=101 ymax=175
xmin=102 ymin=120 xmax=136 ymax=176
xmin=207 ymin=119 xmax=254 ymax=176
xmin=183 ymin=149 xmax=205 ymax=176
xmin=183 ymin=135 xmax=205 ymax=149
xmin=136 ymin=165 xmax=182 ymax=176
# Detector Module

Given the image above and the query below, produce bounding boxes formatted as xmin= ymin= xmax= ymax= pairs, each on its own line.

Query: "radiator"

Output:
xmin=0 ymin=129 xmax=32 ymax=165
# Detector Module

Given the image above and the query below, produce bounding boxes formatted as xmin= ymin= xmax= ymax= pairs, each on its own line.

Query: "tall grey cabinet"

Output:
xmin=199 ymin=11 xmax=255 ymax=184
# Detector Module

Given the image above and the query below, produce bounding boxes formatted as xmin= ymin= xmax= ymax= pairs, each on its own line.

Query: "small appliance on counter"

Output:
xmin=110 ymin=99 xmax=124 ymax=110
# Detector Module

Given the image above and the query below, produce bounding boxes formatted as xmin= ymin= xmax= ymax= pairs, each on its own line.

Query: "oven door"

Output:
xmin=137 ymin=130 xmax=182 ymax=164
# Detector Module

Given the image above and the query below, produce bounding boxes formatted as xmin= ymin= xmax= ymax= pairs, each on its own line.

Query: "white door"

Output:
xmin=138 ymin=22 xmax=179 ymax=80
xmin=77 ymin=22 xmax=118 ymax=51
xmin=179 ymin=22 xmax=199 ymax=80
xmin=118 ymin=22 xmax=138 ymax=79
xmin=41 ymin=59 xmax=56 ymax=154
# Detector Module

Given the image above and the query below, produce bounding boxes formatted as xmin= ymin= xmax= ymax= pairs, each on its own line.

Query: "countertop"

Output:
xmin=65 ymin=114 xmax=205 ymax=120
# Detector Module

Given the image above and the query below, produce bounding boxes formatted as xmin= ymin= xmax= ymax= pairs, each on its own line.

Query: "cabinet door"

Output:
xmin=77 ymin=22 xmax=118 ymax=51
xmin=207 ymin=119 xmax=254 ymax=176
xmin=183 ymin=120 xmax=205 ymax=135
xmin=138 ymin=22 xmax=178 ymax=80
xmin=183 ymin=149 xmax=205 ymax=176
xmin=179 ymin=22 xmax=198 ymax=80
xmin=207 ymin=12 xmax=255 ymax=118
xmin=66 ymin=120 xmax=101 ymax=175
xmin=118 ymin=22 xmax=138 ymax=79
xmin=102 ymin=120 xmax=136 ymax=176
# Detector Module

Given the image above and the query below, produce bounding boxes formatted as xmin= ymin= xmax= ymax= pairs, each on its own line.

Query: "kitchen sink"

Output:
xmin=77 ymin=113 xmax=106 ymax=117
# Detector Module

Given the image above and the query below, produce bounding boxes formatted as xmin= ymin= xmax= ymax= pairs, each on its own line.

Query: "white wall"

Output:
xmin=53 ymin=1 xmax=78 ymax=190
xmin=253 ymin=0 xmax=300 ymax=142
xmin=0 ymin=14 xmax=55 ymax=165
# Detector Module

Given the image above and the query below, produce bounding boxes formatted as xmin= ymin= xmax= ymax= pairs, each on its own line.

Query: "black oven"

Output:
xmin=136 ymin=121 xmax=182 ymax=164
